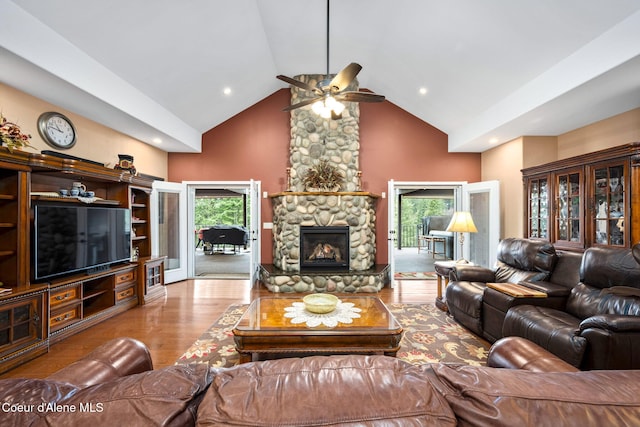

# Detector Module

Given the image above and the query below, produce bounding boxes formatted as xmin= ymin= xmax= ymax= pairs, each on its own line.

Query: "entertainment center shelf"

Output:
xmin=0 ymin=148 xmax=165 ymax=373
xmin=31 ymin=194 xmax=122 ymax=206
xmin=48 ymin=264 xmax=138 ymax=344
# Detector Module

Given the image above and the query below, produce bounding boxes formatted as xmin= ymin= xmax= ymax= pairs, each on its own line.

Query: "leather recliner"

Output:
xmin=445 ymin=238 xmax=558 ymax=339
xmin=504 ymin=245 xmax=640 ymax=370
xmin=481 ymin=249 xmax=582 ymax=342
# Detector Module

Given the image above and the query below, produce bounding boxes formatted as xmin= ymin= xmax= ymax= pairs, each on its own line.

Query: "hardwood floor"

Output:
xmin=0 ymin=278 xmax=438 ymax=379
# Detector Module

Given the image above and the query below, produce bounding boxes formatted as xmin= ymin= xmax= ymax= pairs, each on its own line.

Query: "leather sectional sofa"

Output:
xmin=1 ymin=336 xmax=639 ymax=426
xmin=445 ymin=238 xmax=640 ymax=370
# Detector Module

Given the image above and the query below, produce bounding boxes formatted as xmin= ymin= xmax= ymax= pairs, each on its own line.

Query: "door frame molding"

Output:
xmin=183 ymin=180 xmax=260 ymax=279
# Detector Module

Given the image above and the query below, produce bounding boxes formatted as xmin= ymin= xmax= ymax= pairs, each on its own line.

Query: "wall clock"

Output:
xmin=37 ymin=112 xmax=77 ymax=149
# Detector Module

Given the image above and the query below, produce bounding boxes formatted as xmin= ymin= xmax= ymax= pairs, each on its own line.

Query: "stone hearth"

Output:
xmin=259 ymin=263 xmax=389 ymax=293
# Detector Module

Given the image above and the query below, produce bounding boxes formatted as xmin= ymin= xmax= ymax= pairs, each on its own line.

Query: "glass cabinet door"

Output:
xmin=554 ymin=170 xmax=582 ymax=246
xmin=527 ymin=176 xmax=549 ymax=239
xmin=592 ymin=163 xmax=626 ymax=246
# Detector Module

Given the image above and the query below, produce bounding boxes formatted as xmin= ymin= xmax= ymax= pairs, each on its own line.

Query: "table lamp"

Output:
xmin=446 ymin=211 xmax=478 ymax=262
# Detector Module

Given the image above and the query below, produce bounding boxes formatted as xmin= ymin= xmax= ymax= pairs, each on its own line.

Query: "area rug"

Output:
xmin=175 ymin=302 xmax=490 ymax=368
xmin=394 ymin=272 xmax=437 ymax=280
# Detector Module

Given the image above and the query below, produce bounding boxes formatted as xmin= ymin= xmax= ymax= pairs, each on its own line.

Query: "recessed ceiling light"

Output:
xmin=152 ymin=138 xmax=162 ymax=144
xmin=223 ymin=87 xmax=232 ymax=96
xmin=419 ymin=87 xmax=428 ymax=95
xmin=489 ymin=137 xmax=499 ymax=144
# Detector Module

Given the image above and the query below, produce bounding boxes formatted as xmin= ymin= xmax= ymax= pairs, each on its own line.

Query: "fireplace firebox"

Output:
xmin=300 ymin=226 xmax=349 ymax=270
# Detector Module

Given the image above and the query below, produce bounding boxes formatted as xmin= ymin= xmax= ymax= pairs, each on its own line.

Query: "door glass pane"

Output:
xmin=528 ymin=178 xmax=548 ymax=239
xmin=469 ymin=191 xmax=490 ymax=268
xmin=594 ymin=165 xmax=625 ymax=245
xmin=158 ymin=191 xmax=181 ymax=271
xmin=556 ymin=172 xmax=580 ymax=242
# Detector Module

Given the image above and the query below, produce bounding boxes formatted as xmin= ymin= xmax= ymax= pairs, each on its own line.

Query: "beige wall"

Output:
xmin=558 ymin=108 xmax=640 ymax=159
xmin=0 ymin=83 xmax=168 ymax=179
xmin=482 ymin=138 xmax=524 ymax=239
xmin=522 ymin=136 xmax=558 ymax=169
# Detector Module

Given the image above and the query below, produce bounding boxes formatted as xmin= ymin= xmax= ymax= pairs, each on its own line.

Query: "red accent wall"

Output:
xmin=168 ymin=89 xmax=481 ymax=265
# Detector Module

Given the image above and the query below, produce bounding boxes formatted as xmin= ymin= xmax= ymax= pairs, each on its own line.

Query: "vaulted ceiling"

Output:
xmin=2 ymin=0 xmax=640 ymax=153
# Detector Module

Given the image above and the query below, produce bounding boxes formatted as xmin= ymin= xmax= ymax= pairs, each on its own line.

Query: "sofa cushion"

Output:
xmin=580 ymin=246 xmax=640 ymax=290
xmin=494 ymin=262 xmax=548 ymax=283
xmin=428 ymin=364 xmax=640 ymax=427
xmin=547 ymin=250 xmax=582 ymax=288
xmin=197 ymin=355 xmax=457 ymax=427
xmin=496 ymin=237 xmax=557 ymax=274
xmin=0 ymin=379 xmax=79 ymax=426
xmin=445 ymin=281 xmax=485 ymax=336
xmin=487 ymin=336 xmax=579 ymax=372
xmin=1 ymin=364 xmax=212 ymax=427
xmin=46 ymin=336 xmax=154 ymax=388
xmin=566 ymin=283 xmax=605 ymax=319
xmin=503 ymin=305 xmax=587 ymax=367
xmin=597 ymin=287 xmax=640 ymax=316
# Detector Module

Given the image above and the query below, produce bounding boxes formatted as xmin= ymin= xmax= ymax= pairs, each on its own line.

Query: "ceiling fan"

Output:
xmin=276 ymin=0 xmax=385 ymax=119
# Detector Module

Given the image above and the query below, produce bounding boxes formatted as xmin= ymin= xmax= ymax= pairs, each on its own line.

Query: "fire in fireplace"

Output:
xmin=300 ymin=226 xmax=349 ymax=270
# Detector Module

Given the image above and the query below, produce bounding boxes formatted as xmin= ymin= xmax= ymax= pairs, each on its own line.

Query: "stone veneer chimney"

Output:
xmin=288 ymin=74 xmax=361 ymax=192
xmin=263 ymin=74 xmax=385 ymax=293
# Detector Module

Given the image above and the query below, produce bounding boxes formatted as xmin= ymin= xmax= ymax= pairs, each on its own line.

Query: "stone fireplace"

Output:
xmin=259 ymin=73 xmax=388 ymax=293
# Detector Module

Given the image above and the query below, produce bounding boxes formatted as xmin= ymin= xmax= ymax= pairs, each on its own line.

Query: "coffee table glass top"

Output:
xmin=234 ymin=296 xmax=400 ymax=332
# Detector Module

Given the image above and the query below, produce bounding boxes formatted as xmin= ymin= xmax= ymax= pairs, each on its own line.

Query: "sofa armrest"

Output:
xmin=487 ymin=336 xmax=579 ymax=372
xmin=518 ymin=280 xmax=572 ymax=298
xmin=450 ymin=265 xmax=495 ymax=282
xmin=46 ymin=337 xmax=154 ymax=389
xmin=580 ymin=314 xmax=640 ymax=333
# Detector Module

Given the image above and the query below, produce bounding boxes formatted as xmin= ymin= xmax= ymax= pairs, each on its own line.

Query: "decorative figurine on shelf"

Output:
xmin=114 ymin=154 xmax=136 ymax=175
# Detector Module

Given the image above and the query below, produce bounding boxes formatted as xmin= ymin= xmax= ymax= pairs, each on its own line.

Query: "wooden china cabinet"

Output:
xmin=522 ymin=143 xmax=640 ymax=251
xmin=0 ymin=148 xmax=164 ymax=373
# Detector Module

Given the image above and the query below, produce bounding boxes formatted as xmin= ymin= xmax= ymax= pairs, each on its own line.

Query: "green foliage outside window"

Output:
xmin=400 ymin=198 xmax=451 ymax=226
xmin=397 ymin=198 xmax=453 ymax=246
xmin=195 ymin=197 xmax=248 ymax=228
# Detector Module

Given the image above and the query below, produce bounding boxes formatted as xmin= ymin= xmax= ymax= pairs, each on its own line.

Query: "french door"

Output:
xmin=151 ymin=181 xmax=188 ymax=283
xmin=183 ymin=180 xmax=261 ymax=283
xmin=460 ymin=180 xmax=500 ymax=267
xmin=387 ymin=180 xmax=397 ymax=288
xmin=387 ymin=180 xmax=501 ymax=283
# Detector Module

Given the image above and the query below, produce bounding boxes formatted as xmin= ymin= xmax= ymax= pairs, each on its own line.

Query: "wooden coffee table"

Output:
xmin=232 ymin=296 xmax=403 ymax=363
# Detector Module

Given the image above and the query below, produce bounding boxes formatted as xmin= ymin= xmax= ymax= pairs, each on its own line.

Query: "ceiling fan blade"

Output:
xmin=328 ymin=63 xmax=362 ymax=92
xmin=277 ymin=75 xmax=323 ymax=95
xmin=336 ymin=91 xmax=385 ymax=103
xmin=282 ymin=97 xmax=320 ymax=112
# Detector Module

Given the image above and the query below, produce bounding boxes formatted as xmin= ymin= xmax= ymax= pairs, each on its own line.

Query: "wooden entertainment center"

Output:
xmin=0 ymin=148 xmax=165 ymax=373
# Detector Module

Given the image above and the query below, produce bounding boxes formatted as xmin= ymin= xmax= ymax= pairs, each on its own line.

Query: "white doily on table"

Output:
xmin=283 ymin=301 xmax=361 ymax=328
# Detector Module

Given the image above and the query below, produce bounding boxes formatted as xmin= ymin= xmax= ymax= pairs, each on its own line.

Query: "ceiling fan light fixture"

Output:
xmin=312 ymin=96 xmax=345 ymax=118
xmin=328 ymin=97 xmax=345 ymax=115
xmin=276 ymin=0 xmax=384 ymax=117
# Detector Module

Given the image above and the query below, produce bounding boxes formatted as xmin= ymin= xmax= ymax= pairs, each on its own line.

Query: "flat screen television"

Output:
xmin=33 ymin=204 xmax=131 ymax=281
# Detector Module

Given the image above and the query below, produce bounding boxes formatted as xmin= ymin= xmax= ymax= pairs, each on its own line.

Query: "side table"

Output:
xmin=434 ymin=260 xmax=474 ymax=312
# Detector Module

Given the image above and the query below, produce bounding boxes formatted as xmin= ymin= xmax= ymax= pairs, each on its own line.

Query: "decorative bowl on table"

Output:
xmin=303 ymin=293 xmax=339 ymax=314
